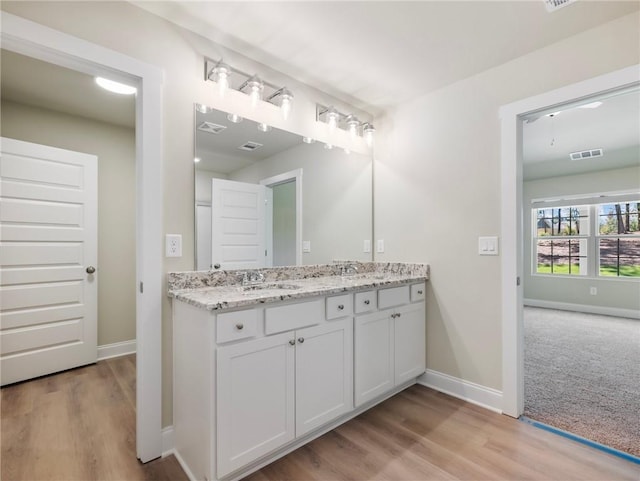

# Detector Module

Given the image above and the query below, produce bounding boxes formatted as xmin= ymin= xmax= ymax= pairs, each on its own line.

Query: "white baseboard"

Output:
xmin=97 ymin=339 xmax=136 ymax=361
xmin=161 ymin=426 xmax=174 ymax=457
xmin=524 ymin=298 xmax=640 ymax=320
xmin=417 ymin=369 xmax=503 ymax=414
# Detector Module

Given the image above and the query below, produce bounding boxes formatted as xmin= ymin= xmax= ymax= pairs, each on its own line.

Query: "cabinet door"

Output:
xmin=295 ymin=318 xmax=353 ymax=436
xmin=354 ymin=310 xmax=394 ymax=407
xmin=217 ymin=332 xmax=295 ymax=478
xmin=394 ymin=302 xmax=426 ymax=385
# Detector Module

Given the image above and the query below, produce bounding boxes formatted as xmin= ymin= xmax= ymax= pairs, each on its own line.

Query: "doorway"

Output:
xmin=499 ymin=64 xmax=640 ymax=419
xmin=1 ymin=13 xmax=163 ymax=462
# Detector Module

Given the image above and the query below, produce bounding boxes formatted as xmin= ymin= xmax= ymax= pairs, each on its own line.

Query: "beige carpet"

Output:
xmin=524 ymin=306 xmax=640 ymax=457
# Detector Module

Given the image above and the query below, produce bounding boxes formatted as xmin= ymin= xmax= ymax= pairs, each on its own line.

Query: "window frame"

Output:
xmin=531 ymin=199 xmax=640 ymax=281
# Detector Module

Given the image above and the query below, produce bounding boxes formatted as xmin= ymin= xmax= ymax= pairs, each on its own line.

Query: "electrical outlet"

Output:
xmin=166 ymin=234 xmax=182 ymax=257
xmin=377 ymin=239 xmax=384 ymax=253
xmin=302 ymin=241 xmax=311 ymax=253
xmin=364 ymin=239 xmax=371 ymax=253
xmin=590 ymin=287 xmax=597 ymax=296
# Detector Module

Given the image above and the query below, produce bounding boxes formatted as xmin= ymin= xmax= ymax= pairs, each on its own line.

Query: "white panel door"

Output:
xmin=0 ymin=137 xmax=98 ymax=386
xmin=216 ymin=332 xmax=295 ymax=478
xmin=211 ymin=179 xmax=267 ymax=270
xmin=354 ymin=310 xmax=394 ymax=407
xmin=295 ymin=318 xmax=353 ymax=437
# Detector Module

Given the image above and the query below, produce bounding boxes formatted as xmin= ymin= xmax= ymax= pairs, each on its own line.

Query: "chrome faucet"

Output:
xmin=339 ymin=263 xmax=359 ymax=276
xmin=240 ymin=270 xmax=265 ymax=286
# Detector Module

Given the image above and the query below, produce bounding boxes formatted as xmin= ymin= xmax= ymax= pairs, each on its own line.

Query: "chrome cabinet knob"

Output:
xmin=338 ymin=304 xmax=344 ymax=310
xmin=86 ymin=266 xmax=96 ymax=274
xmin=235 ymin=323 xmax=244 ymax=330
xmin=298 ymin=337 xmax=305 ymax=344
xmin=417 ymin=290 xmax=423 ymax=295
xmin=289 ymin=339 xmax=296 ymax=346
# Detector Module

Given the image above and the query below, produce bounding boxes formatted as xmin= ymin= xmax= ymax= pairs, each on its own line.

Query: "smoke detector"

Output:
xmin=569 ymin=148 xmax=603 ymax=161
xmin=238 ymin=141 xmax=263 ymax=152
xmin=544 ymin=0 xmax=578 ymax=13
xmin=197 ymin=121 xmax=226 ymax=134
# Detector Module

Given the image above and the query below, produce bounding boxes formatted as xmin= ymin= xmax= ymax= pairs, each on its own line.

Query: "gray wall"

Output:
xmin=524 ymin=166 xmax=640 ymax=313
xmin=1 ymin=100 xmax=136 ymax=346
xmin=272 ymin=181 xmax=296 ymax=266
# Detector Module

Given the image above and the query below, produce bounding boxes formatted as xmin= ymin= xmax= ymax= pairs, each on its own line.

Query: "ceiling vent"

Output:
xmin=238 ymin=141 xmax=263 ymax=152
xmin=197 ymin=121 xmax=226 ymax=134
xmin=544 ymin=0 xmax=578 ymax=12
xmin=569 ymin=148 xmax=603 ymax=161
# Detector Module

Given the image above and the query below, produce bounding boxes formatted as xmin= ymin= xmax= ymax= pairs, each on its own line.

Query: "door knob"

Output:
xmin=86 ymin=266 xmax=96 ymax=274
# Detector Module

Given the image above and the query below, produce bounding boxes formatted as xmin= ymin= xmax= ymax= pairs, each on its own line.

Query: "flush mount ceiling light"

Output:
xmin=95 ymin=77 xmax=136 ymax=95
xmin=302 ymin=137 xmax=315 ymax=144
xmin=257 ymin=123 xmax=272 ymax=132
xmin=316 ymin=103 xmax=375 ymax=147
xmin=227 ymin=113 xmax=243 ymax=124
xmin=205 ymin=57 xmax=294 ymax=120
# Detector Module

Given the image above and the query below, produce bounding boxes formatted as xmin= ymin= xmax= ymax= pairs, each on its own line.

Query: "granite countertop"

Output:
xmin=169 ymin=267 xmax=428 ymax=312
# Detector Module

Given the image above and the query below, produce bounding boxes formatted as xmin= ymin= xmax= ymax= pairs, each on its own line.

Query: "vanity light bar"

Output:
xmin=316 ymin=103 xmax=375 ymax=147
xmin=204 ymin=57 xmax=293 ymax=119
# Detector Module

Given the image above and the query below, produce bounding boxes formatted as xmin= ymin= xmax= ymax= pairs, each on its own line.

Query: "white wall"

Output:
xmin=524 ymin=166 xmax=640 ymax=313
xmin=229 ymin=141 xmax=373 ymax=264
xmin=1 ymin=100 xmax=136 ymax=346
xmin=375 ymin=12 xmax=640 ymax=390
xmin=0 ymin=0 xmax=372 ymax=427
xmin=195 ymin=168 xmax=228 ymax=204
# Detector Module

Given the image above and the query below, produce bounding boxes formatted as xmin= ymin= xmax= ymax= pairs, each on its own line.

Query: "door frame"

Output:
xmin=1 ymin=13 xmax=164 ymax=461
xmin=499 ymin=64 xmax=640 ymax=418
xmin=260 ymin=169 xmax=303 ymax=266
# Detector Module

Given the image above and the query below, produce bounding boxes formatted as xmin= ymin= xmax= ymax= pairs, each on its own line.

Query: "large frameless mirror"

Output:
xmin=194 ymin=105 xmax=373 ymax=270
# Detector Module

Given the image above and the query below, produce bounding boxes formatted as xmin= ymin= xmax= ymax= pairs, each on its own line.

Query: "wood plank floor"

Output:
xmin=1 ymin=354 xmax=187 ymax=481
xmin=3 ymin=357 xmax=638 ymax=480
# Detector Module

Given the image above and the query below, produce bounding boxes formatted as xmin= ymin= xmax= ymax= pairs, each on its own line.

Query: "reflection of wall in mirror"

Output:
xmin=230 ymin=142 xmax=372 ymax=265
xmin=272 ymin=181 xmax=296 ymax=266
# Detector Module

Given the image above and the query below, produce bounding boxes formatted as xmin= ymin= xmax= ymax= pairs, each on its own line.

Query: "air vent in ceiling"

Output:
xmin=197 ymin=121 xmax=226 ymax=134
xmin=238 ymin=141 xmax=263 ymax=152
xmin=544 ymin=0 xmax=578 ymax=12
xmin=569 ymin=148 xmax=603 ymax=161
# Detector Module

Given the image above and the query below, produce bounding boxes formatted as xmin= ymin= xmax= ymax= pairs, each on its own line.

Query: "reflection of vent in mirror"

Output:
xmin=544 ymin=0 xmax=578 ymax=12
xmin=569 ymin=148 xmax=603 ymax=161
xmin=197 ymin=121 xmax=227 ymax=134
xmin=238 ymin=141 xmax=263 ymax=151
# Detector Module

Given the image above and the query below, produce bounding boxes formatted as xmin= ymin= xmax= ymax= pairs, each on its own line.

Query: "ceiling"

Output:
xmin=133 ymin=0 xmax=639 ymax=116
xmin=195 ymin=107 xmax=302 ymax=173
xmin=1 ymin=49 xmax=135 ymax=128
xmin=522 ymin=88 xmax=640 ymax=180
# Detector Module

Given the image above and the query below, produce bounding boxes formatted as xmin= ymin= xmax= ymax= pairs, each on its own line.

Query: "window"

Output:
xmin=533 ymin=200 xmax=640 ymax=279
xmin=534 ymin=206 xmax=589 ymax=276
xmin=597 ymin=202 xmax=640 ymax=277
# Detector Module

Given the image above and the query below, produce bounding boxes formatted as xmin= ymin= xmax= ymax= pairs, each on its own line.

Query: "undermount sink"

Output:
xmin=242 ymin=283 xmax=302 ymax=291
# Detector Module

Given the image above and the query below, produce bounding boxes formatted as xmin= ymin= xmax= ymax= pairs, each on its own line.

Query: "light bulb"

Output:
xmin=246 ymin=77 xmax=264 ymax=109
xmin=302 ymin=137 xmax=315 ymax=144
xmin=363 ymin=123 xmax=376 ymax=147
xmin=217 ymin=71 xmax=229 ymax=97
xmin=326 ymin=107 xmax=339 ymax=132
xmin=276 ymin=88 xmax=293 ymax=120
xmin=346 ymin=115 xmax=359 ymax=140
xmin=210 ymin=62 xmax=231 ymax=98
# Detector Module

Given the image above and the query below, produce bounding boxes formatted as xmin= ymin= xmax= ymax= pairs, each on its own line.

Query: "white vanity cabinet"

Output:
xmin=216 ymin=317 xmax=353 ymax=478
xmin=354 ymin=283 xmax=426 ymax=407
xmin=172 ymin=281 xmax=425 ymax=481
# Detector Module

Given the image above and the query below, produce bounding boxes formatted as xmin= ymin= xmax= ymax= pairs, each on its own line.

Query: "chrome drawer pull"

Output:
xmin=235 ymin=323 xmax=244 ymax=330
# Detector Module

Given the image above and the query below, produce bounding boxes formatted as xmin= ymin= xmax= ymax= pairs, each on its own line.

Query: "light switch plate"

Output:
xmin=302 ymin=241 xmax=311 ymax=253
xmin=478 ymin=236 xmax=499 ymax=256
xmin=377 ymin=239 xmax=385 ymax=253
xmin=166 ymin=234 xmax=182 ymax=257
xmin=364 ymin=240 xmax=371 ymax=253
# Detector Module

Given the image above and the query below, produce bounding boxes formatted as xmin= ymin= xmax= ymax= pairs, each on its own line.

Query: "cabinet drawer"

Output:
xmin=354 ymin=291 xmax=376 ymax=314
xmin=217 ymin=309 xmax=258 ymax=344
xmin=411 ymin=283 xmax=426 ymax=302
xmin=265 ymin=299 xmax=323 ymax=335
xmin=326 ymin=294 xmax=353 ymax=320
xmin=378 ymin=285 xmax=410 ymax=310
